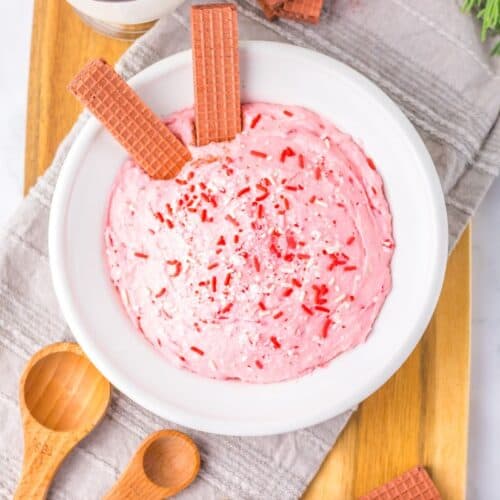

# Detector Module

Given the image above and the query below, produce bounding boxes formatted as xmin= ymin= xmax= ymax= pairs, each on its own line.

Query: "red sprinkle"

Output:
xmin=298 ymin=154 xmax=305 ymax=168
xmin=134 ymin=252 xmax=149 ymax=259
xmin=222 ymin=303 xmax=233 ymax=314
xmin=258 ymin=301 xmax=266 ymax=311
xmin=286 ymin=235 xmax=297 ymax=249
xmin=256 ymin=183 xmax=270 ymax=201
xmin=346 ymin=236 xmax=356 ymax=245
xmin=284 ymin=253 xmax=294 ymax=262
xmin=254 ymin=256 xmax=261 ymax=272
xmin=155 ymin=288 xmax=166 ymax=298
xmin=315 ymin=167 xmax=321 ymax=180
xmin=165 ymin=219 xmax=174 ymax=229
xmin=273 ymin=311 xmax=284 ymax=319
xmin=291 ymin=278 xmax=302 ymax=288
xmin=175 ymin=178 xmax=187 ymax=185
xmin=283 ymin=110 xmax=293 ymax=117
xmin=250 ymin=114 xmax=262 ymax=128
xmin=344 ymin=266 xmax=358 ymax=271
xmin=165 ymin=203 xmax=173 ymax=215
xmin=280 ymin=146 xmax=296 ymax=162
xmin=257 ymin=204 xmax=265 ymax=218
xmin=166 ymin=260 xmax=182 ymax=277
xmin=234 ymin=234 xmax=240 ymax=244
xmin=297 ymin=253 xmax=311 ymax=260
xmin=237 ymin=187 xmax=251 ymax=197
xmin=250 ymin=150 xmax=267 ymax=158
xmin=225 ymin=214 xmax=240 ymax=226
xmin=270 ymin=336 xmax=281 ymax=348
xmin=207 ymin=262 xmax=219 ymax=270
xmin=322 ymin=319 xmax=332 ymax=338
xmin=301 ymin=304 xmax=314 ymax=315
xmin=309 ymin=195 xmax=316 ymax=204
xmin=270 ymin=244 xmax=282 ymax=258
xmin=283 ymin=197 xmax=291 ymax=210
xmin=224 ymin=273 xmax=232 ymax=286
xmin=285 ymin=185 xmax=298 ymax=191
xmin=201 ymin=209 xmax=208 ymax=222
xmin=217 ymin=235 xmax=226 ymax=245
xmin=255 ymin=360 xmax=264 ymax=369
xmin=190 ymin=346 xmax=204 ymax=356
xmin=315 ymin=306 xmax=330 ymax=313
xmin=348 ymin=295 xmax=355 ymax=301
xmin=283 ymin=288 xmax=294 ymax=297
xmin=367 ymin=158 xmax=377 ymax=170
xmin=256 ymin=190 xmax=270 ymax=202
xmin=211 ymin=276 xmax=217 ymax=292
xmin=154 ymin=212 xmax=164 ymax=223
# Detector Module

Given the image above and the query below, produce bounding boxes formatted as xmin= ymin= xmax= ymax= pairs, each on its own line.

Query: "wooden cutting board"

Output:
xmin=25 ymin=1 xmax=470 ymax=498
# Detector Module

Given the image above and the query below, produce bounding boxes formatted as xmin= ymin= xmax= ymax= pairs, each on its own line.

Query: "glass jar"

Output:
xmin=66 ymin=0 xmax=184 ymax=40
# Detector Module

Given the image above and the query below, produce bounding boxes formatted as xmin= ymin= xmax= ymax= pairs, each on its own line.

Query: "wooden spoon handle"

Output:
xmin=104 ymin=464 xmax=165 ymax=500
xmin=15 ymin=428 xmax=76 ymax=499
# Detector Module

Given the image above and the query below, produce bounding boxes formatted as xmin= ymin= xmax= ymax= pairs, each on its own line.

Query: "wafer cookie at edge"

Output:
xmin=277 ymin=0 xmax=324 ymax=24
xmin=360 ymin=466 xmax=441 ymax=500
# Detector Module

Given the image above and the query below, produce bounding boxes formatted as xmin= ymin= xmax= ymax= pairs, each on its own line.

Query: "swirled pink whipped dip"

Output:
xmin=105 ymin=103 xmax=394 ymax=383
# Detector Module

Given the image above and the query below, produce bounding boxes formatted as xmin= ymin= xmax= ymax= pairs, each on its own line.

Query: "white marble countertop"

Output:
xmin=0 ymin=2 xmax=498 ymax=498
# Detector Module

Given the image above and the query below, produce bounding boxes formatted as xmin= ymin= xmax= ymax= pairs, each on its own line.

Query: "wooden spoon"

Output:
xmin=15 ymin=342 xmax=111 ymax=499
xmin=105 ymin=429 xmax=200 ymax=499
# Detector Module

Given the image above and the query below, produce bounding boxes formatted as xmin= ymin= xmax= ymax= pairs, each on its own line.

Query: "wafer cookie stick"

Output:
xmin=68 ymin=59 xmax=191 ymax=180
xmin=191 ymin=4 xmax=242 ymax=146
xmin=277 ymin=0 xmax=324 ymax=24
xmin=360 ymin=466 xmax=441 ymax=500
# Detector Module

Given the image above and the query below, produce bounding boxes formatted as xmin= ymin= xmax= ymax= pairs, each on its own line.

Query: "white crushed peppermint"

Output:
xmin=120 ymin=289 xmax=130 ymax=307
xmin=238 ymin=334 xmax=250 ymax=346
xmin=334 ymin=293 xmax=346 ymax=303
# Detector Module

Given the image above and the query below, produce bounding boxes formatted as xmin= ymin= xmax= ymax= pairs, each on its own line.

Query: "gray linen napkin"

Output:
xmin=1 ymin=1 xmax=499 ymax=498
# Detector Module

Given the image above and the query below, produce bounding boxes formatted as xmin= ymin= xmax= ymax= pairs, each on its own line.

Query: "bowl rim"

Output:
xmin=49 ymin=41 xmax=448 ymax=436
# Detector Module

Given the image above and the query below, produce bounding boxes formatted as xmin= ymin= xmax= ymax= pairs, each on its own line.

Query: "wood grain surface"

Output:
xmin=25 ymin=1 xmax=470 ymax=498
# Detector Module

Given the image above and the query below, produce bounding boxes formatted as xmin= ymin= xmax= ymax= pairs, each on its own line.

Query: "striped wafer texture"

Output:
xmin=276 ymin=0 xmax=324 ymax=24
xmin=68 ymin=59 xmax=191 ymax=180
xmin=360 ymin=466 xmax=441 ymax=500
xmin=191 ymin=4 xmax=242 ymax=146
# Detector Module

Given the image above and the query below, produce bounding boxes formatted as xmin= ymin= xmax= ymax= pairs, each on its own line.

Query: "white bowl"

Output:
xmin=49 ymin=42 xmax=447 ymax=436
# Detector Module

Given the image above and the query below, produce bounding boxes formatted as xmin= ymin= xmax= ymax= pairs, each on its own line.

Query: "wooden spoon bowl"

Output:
xmin=16 ymin=342 xmax=111 ymax=499
xmin=105 ymin=429 xmax=200 ymax=499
